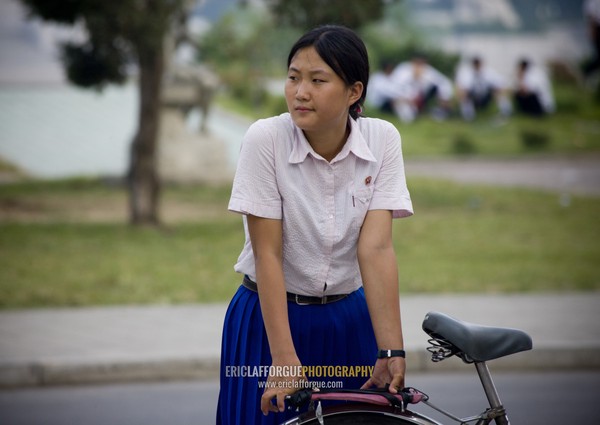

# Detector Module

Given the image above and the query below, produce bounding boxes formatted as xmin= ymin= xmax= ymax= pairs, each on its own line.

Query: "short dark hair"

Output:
xmin=518 ymin=58 xmax=531 ymax=71
xmin=287 ymin=25 xmax=369 ymax=120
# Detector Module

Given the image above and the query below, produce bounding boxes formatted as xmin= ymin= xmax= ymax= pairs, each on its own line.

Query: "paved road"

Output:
xmin=1 ymin=371 xmax=598 ymax=425
xmin=405 ymin=154 xmax=600 ymax=197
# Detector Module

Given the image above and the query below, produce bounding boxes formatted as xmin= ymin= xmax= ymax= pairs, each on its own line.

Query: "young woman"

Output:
xmin=217 ymin=25 xmax=413 ymax=425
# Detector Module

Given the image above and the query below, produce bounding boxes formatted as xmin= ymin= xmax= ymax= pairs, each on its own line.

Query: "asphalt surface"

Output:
xmin=405 ymin=154 xmax=600 ymax=197
xmin=0 ymin=293 xmax=598 ymax=388
xmin=2 ymin=372 xmax=599 ymax=425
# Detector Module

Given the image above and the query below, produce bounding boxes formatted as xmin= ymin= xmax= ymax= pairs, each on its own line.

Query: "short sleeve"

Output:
xmin=368 ymin=122 xmax=413 ymax=218
xmin=228 ymin=120 xmax=282 ymax=219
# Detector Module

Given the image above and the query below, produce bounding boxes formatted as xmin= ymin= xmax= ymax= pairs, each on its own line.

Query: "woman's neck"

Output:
xmin=304 ymin=120 xmax=351 ymax=163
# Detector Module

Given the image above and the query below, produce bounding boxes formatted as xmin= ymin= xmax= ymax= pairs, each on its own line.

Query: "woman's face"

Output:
xmin=285 ymin=46 xmax=362 ymax=137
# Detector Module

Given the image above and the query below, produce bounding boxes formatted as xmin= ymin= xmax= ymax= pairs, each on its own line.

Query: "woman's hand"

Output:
xmin=360 ymin=357 xmax=406 ymax=394
xmin=260 ymin=356 xmax=307 ymax=415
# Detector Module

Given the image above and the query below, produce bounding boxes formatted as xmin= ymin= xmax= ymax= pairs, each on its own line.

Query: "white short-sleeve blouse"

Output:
xmin=228 ymin=113 xmax=413 ymax=296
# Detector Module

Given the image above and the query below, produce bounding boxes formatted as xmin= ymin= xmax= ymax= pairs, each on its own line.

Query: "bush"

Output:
xmin=451 ymin=133 xmax=477 ymax=155
xmin=520 ymin=129 xmax=551 ymax=150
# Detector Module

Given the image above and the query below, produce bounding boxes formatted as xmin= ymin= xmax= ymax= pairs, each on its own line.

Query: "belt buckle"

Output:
xmin=294 ymin=294 xmax=311 ymax=306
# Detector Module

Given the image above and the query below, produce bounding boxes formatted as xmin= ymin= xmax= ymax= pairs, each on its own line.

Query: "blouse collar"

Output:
xmin=288 ymin=116 xmax=377 ymax=164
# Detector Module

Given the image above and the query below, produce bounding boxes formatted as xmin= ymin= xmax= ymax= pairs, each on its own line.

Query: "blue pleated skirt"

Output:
xmin=216 ymin=284 xmax=377 ymax=425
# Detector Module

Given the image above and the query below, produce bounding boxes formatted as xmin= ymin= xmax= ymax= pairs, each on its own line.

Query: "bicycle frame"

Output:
xmin=418 ymin=361 xmax=509 ymax=425
xmin=281 ymin=311 xmax=532 ymax=425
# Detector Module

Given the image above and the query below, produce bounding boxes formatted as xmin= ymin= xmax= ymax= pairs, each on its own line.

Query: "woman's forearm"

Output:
xmin=255 ymin=255 xmax=298 ymax=361
xmin=357 ymin=210 xmax=404 ymax=351
xmin=247 ymin=215 xmax=298 ymax=362
xmin=360 ymin=245 xmax=404 ymax=350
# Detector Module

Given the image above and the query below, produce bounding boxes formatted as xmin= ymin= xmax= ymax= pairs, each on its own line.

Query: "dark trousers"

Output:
xmin=416 ymin=85 xmax=439 ymax=112
xmin=379 ymin=99 xmax=396 ymax=115
xmin=469 ymin=89 xmax=493 ymax=110
xmin=514 ymin=92 xmax=545 ymax=116
xmin=584 ymin=23 xmax=600 ymax=77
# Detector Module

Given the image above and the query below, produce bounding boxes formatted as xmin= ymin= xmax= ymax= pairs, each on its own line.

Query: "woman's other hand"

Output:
xmin=260 ymin=356 xmax=307 ymax=415
xmin=360 ymin=357 xmax=406 ymax=394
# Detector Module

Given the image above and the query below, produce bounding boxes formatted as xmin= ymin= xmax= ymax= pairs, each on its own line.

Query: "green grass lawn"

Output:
xmin=396 ymin=178 xmax=600 ymax=293
xmin=1 ymin=178 xmax=598 ymax=308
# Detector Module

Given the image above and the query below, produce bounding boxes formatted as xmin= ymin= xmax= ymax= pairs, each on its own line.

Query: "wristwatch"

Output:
xmin=377 ymin=349 xmax=406 ymax=359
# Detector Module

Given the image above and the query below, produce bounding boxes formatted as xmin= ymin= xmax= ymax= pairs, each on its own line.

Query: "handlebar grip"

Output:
xmin=285 ymin=389 xmax=313 ymax=409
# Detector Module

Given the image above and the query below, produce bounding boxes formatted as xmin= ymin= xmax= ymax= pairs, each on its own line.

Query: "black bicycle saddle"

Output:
xmin=422 ymin=311 xmax=533 ymax=362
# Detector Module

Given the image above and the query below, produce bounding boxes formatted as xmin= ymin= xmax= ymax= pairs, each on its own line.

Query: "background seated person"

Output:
xmin=455 ymin=56 xmax=512 ymax=121
xmin=367 ymin=60 xmax=403 ymax=115
xmin=513 ymin=58 xmax=555 ymax=117
xmin=389 ymin=54 xmax=454 ymax=123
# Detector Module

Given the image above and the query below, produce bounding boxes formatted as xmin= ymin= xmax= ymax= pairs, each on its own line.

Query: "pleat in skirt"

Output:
xmin=216 ymin=284 xmax=377 ymax=425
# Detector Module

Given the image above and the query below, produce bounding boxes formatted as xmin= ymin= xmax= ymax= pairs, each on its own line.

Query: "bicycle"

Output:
xmin=280 ymin=310 xmax=533 ymax=425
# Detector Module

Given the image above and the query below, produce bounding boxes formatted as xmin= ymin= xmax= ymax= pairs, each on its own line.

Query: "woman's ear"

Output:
xmin=348 ymin=81 xmax=364 ymax=106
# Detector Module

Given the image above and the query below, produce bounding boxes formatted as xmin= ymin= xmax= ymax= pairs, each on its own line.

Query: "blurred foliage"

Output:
xmin=264 ymin=0 xmax=400 ymax=29
xmin=199 ymin=1 xmax=458 ymax=108
xmin=360 ymin=1 xmax=459 ymax=76
xmin=20 ymin=0 xmax=185 ymax=89
xmin=198 ymin=6 xmax=300 ymax=108
xmin=62 ymin=41 xmax=127 ymax=87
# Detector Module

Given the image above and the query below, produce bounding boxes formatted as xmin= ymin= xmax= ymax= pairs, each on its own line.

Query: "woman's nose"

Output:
xmin=295 ymin=81 xmax=310 ymax=100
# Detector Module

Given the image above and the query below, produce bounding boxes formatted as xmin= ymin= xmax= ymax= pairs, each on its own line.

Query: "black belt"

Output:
xmin=242 ymin=275 xmax=349 ymax=305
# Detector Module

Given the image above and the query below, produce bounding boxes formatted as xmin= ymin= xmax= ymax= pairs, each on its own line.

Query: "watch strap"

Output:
xmin=377 ymin=349 xmax=406 ymax=359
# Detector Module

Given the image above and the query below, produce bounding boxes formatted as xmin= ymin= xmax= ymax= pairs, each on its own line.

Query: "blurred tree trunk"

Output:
xmin=128 ymin=44 xmax=164 ymax=225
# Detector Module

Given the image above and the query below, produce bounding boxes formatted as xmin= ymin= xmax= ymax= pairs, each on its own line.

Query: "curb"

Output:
xmin=2 ymin=346 xmax=599 ymax=389
xmin=0 ymin=358 xmax=220 ymax=388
